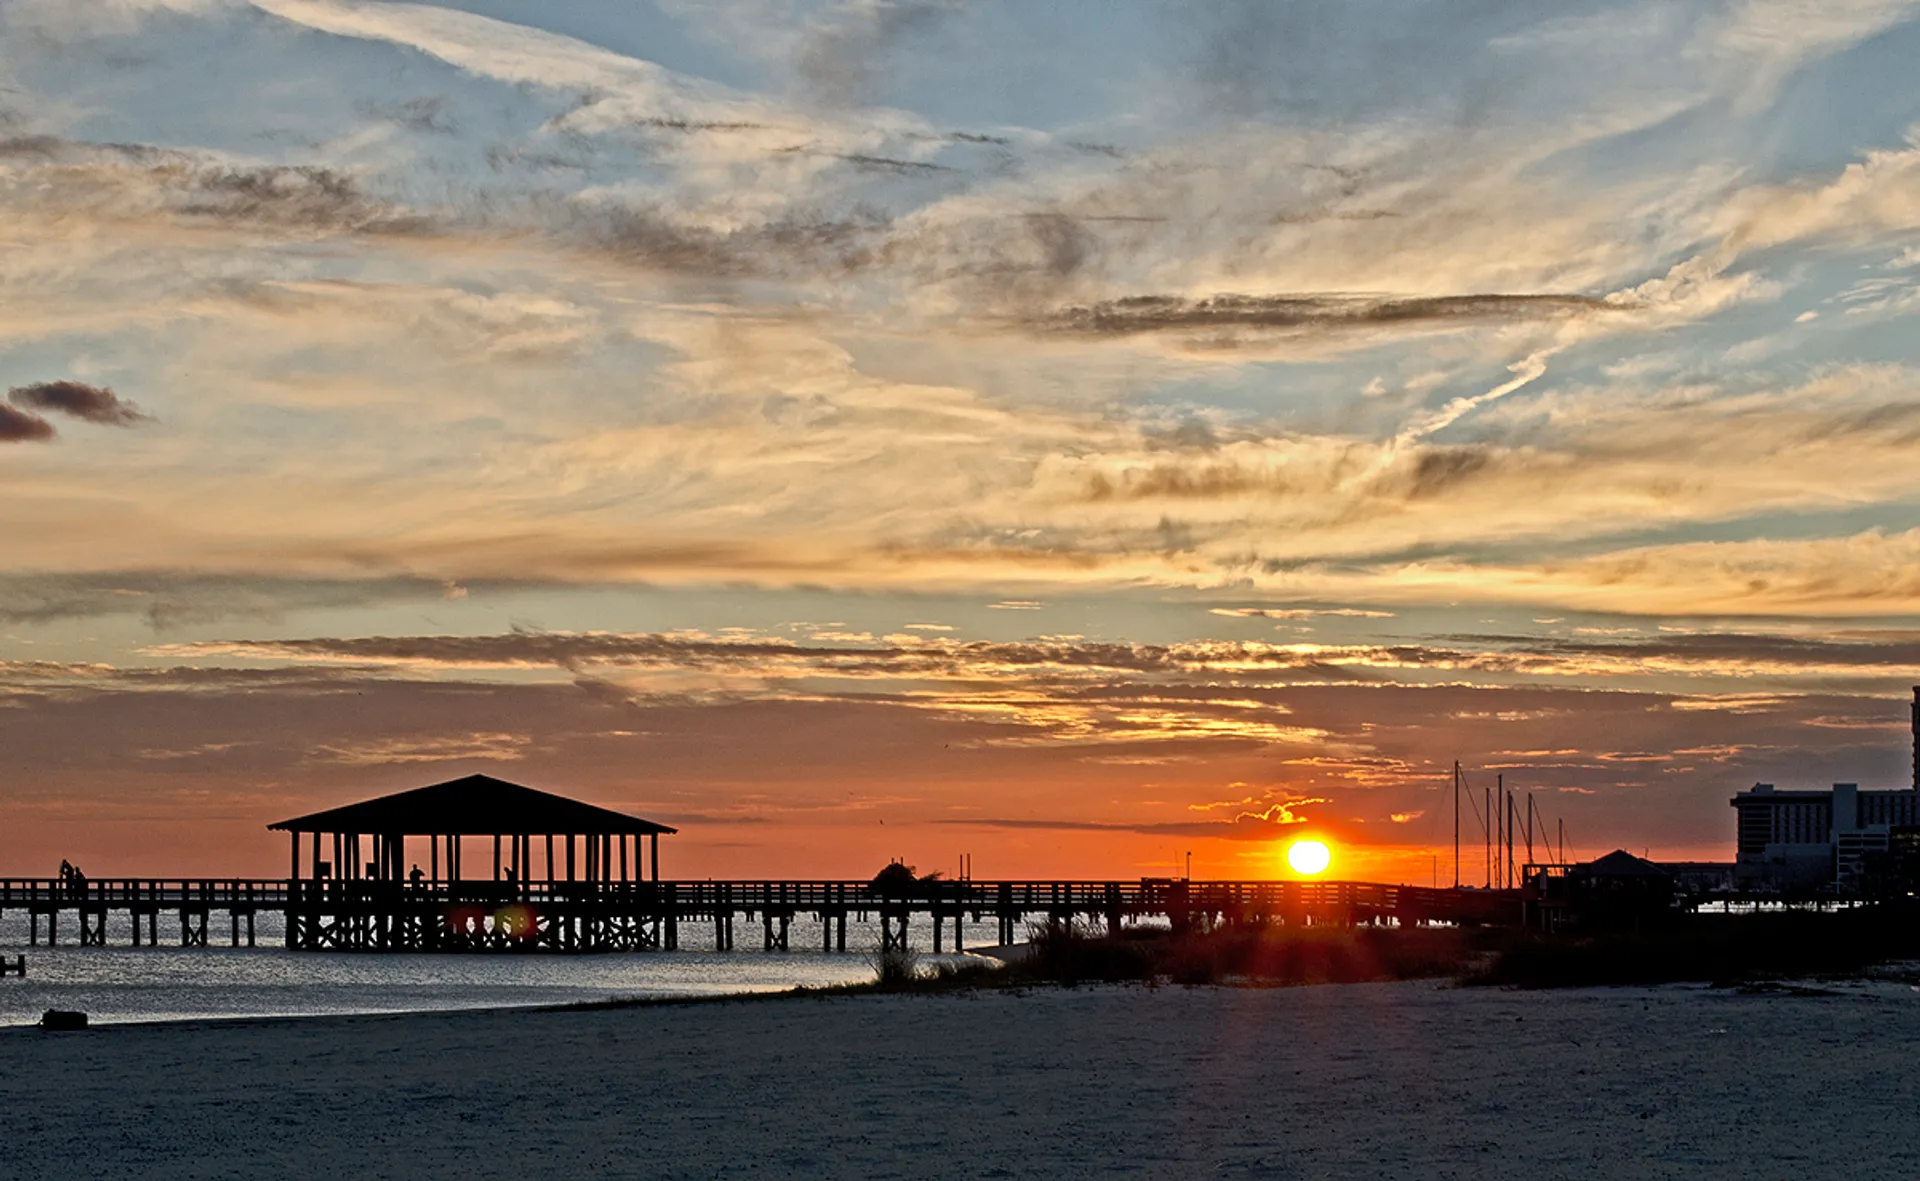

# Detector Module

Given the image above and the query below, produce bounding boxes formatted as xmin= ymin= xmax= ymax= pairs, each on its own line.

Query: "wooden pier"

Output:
xmin=0 ymin=879 xmax=275 ymax=948
xmin=0 ymin=876 xmax=1521 ymax=952
xmin=0 ymin=775 xmax=1523 ymax=953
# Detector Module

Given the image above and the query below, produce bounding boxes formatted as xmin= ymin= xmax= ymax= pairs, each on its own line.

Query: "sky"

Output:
xmin=5 ymin=0 xmax=1920 ymax=882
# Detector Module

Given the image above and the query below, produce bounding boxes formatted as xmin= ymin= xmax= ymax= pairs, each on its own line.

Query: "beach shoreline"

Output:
xmin=6 ymin=977 xmax=1917 ymax=1179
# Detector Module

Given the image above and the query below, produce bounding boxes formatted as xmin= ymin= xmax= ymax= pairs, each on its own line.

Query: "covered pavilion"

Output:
xmin=269 ymin=773 xmax=677 ymax=951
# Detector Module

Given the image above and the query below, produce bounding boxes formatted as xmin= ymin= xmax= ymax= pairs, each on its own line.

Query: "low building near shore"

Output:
xmin=1526 ymin=850 xmax=1678 ymax=932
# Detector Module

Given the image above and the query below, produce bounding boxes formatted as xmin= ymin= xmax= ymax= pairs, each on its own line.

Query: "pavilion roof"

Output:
xmin=1581 ymin=849 xmax=1671 ymax=878
xmin=268 ymin=774 xmax=677 ymax=836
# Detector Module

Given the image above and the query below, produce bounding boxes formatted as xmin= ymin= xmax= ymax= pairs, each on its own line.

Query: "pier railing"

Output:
xmin=1 ymin=879 xmax=288 ymax=908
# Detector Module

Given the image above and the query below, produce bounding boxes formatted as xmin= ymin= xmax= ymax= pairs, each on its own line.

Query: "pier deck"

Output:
xmin=0 ymin=877 xmax=1521 ymax=952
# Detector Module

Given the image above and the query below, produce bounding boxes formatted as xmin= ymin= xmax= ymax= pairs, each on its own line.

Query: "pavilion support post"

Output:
xmin=567 ymin=835 xmax=575 ymax=882
xmin=650 ymin=833 xmax=660 ymax=883
xmin=546 ymin=834 xmax=554 ymax=884
xmin=620 ymin=835 xmax=628 ymax=883
xmin=493 ymin=834 xmax=501 ymax=882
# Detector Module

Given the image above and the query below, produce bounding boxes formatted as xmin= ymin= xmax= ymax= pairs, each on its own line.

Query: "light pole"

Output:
xmin=1185 ymin=850 xmax=1192 ymax=881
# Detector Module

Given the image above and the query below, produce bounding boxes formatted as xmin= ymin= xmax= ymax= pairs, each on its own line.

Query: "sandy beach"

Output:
xmin=5 ymin=979 xmax=1918 ymax=1179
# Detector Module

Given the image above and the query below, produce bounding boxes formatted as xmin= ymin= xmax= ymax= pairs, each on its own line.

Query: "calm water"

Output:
xmin=0 ymin=910 xmax=998 ymax=1026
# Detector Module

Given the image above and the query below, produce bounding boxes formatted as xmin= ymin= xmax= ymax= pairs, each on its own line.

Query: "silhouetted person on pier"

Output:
xmin=504 ymin=866 xmax=518 ymax=896
xmin=409 ymin=865 xmax=425 ymax=886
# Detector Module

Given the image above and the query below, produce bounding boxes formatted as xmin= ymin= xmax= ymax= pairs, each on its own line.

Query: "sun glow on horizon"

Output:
xmin=1286 ymin=839 xmax=1332 ymax=876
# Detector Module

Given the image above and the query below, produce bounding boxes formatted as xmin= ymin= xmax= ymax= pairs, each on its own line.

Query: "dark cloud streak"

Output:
xmin=935 ymin=812 xmax=1311 ymax=841
xmin=0 ymin=573 xmax=474 ymax=628
xmin=0 ymin=404 xmax=55 ymax=443
xmin=1041 ymin=292 xmax=1619 ymax=339
xmin=8 ymin=380 xmax=150 ymax=426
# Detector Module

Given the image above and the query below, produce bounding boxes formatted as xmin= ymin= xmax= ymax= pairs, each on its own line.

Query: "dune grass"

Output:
xmin=871 ymin=907 xmax=1920 ymax=993
xmin=1463 ymin=910 xmax=1920 ymax=988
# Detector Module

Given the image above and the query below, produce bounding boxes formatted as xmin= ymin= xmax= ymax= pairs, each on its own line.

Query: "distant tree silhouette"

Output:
xmin=870 ymin=860 xmax=919 ymax=896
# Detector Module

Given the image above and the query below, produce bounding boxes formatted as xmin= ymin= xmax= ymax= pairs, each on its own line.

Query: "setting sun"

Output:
xmin=1287 ymin=839 xmax=1332 ymax=876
